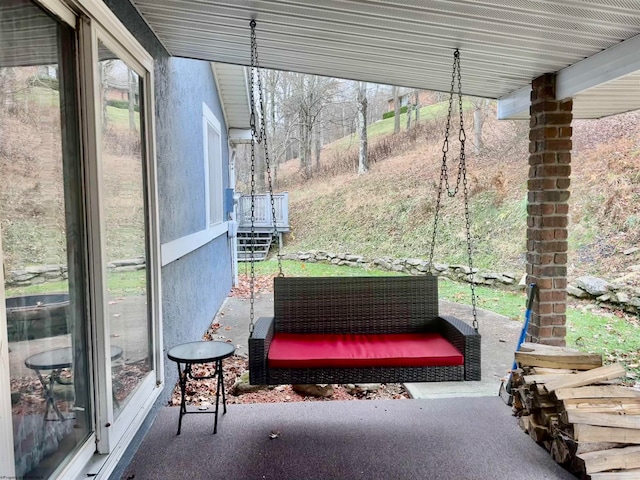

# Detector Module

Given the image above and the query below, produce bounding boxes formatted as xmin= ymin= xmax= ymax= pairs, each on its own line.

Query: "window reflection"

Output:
xmin=1 ymin=1 xmax=90 ymax=477
xmin=98 ymin=42 xmax=152 ymax=417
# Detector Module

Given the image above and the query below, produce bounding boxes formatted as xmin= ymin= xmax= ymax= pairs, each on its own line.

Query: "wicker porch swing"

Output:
xmin=246 ymin=20 xmax=481 ymax=386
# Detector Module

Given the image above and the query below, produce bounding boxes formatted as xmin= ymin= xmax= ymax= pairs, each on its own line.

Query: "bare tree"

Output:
xmin=414 ymin=89 xmax=420 ymax=124
xmin=314 ymin=110 xmax=322 ymax=171
xmin=471 ymin=97 xmax=490 ymax=155
xmin=128 ymin=70 xmax=136 ymax=132
xmin=393 ymin=85 xmax=400 ymax=134
xmin=357 ymin=81 xmax=368 ymax=174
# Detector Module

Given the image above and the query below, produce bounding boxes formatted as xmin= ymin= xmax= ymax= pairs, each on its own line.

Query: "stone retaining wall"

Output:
xmin=281 ymin=251 xmax=640 ymax=314
xmin=5 ymin=257 xmax=146 ymax=287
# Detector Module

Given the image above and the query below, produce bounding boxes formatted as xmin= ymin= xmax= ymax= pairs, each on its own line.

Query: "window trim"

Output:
xmin=0 ymin=232 xmax=15 ymax=477
xmin=203 ymin=102 xmax=224 ymax=229
xmin=90 ymin=23 xmax=162 ymax=456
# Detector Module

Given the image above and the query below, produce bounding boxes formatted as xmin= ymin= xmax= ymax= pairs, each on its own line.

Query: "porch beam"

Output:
xmin=556 ymin=32 xmax=640 ymax=101
xmin=498 ymin=32 xmax=640 ymax=119
xmin=497 ymin=85 xmax=530 ymax=120
xmin=526 ymin=73 xmax=572 ymax=346
xmin=229 ymin=128 xmax=252 ymax=144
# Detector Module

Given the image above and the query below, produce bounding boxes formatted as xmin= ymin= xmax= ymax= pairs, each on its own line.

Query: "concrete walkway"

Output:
xmin=213 ymin=291 xmax=522 ymax=399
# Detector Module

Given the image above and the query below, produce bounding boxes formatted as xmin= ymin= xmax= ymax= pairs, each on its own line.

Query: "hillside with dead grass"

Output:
xmin=277 ymin=104 xmax=640 ymax=280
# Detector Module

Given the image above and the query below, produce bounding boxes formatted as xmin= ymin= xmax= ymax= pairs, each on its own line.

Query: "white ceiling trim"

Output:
xmin=557 ymin=31 xmax=640 ymax=101
xmin=134 ymin=0 xmax=640 ymax=119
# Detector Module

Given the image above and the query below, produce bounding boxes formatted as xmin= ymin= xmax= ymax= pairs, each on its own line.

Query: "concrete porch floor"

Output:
xmin=121 ymin=397 xmax=575 ymax=480
xmin=120 ymin=290 xmax=577 ymax=479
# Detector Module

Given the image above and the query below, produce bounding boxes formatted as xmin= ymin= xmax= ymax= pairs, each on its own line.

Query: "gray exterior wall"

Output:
xmin=103 ymin=1 xmax=233 ymax=477
xmin=156 ymin=57 xmax=232 ymax=397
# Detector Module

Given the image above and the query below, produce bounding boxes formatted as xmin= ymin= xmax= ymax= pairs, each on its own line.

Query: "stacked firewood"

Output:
xmin=509 ymin=342 xmax=640 ymax=479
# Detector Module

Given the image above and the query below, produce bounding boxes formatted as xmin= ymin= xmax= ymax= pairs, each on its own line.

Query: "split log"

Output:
xmin=528 ymin=416 xmax=550 ymax=443
xmin=532 ymin=367 xmax=577 ymax=375
xmin=555 ymin=385 xmax=640 ymax=400
xmin=590 ymin=468 xmax=640 ymax=479
xmin=574 ymin=424 xmax=640 ymax=444
xmin=563 ymin=411 xmax=640 ymax=430
xmin=563 ymin=397 xmax=640 ymax=415
xmin=515 ymin=350 xmax=602 ymax=370
xmin=544 ymin=363 xmax=627 ymax=393
xmin=523 ymin=374 xmax=575 ymax=384
xmin=519 ymin=342 xmax=582 ymax=354
xmin=550 ymin=435 xmax=572 ymax=465
xmin=578 ymin=445 xmax=640 ymax=474
xmin=518 ymin=415 xmax=531 ymax=433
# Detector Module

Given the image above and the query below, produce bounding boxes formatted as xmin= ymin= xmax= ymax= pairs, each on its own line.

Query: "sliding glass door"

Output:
xmin=0 ymin=1 xmax=160 ymax=477
xmin=97 ymin=41 xmax=152 ymax=419
xmin=0 ymin=2 xmax=90 ymax=477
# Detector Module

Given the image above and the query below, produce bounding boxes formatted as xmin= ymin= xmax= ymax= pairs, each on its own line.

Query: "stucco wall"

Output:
xmin=158 ymin=58 xmax=230 ymax=242
xmin=103 ymin=1 xmax=233 ymax=477
xmin=155 ymin=55 xmax=232 ymax=395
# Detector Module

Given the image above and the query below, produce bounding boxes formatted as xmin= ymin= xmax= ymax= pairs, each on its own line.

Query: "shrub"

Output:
xmin=382 ymin=105 xmax=408 ymax=120
xmin=107 ymin=99 xmax=139 ymax=112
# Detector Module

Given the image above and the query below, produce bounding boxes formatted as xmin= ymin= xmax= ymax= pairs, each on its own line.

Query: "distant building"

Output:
xmin=387 ymin=88 xmax=436 ymax=111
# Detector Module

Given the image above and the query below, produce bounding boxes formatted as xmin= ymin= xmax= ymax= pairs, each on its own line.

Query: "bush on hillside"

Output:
xmin=107 ymin=99 xmax=140 ymax=112
xmin=382 ymin=105 xmax=408 ymax=120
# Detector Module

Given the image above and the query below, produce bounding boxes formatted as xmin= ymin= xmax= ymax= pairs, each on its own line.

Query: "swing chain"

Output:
xmin=248 ymin=20 xmax=283 ymax=336
xmin=248 ymin=19 xmax=258 ymax=335
xmin=428 ymin=49 xmax=478 ymax=331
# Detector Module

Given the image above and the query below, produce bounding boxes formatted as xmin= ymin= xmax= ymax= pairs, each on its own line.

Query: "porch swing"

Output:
xmin=246 ymin=20 xmax=481 ymax=385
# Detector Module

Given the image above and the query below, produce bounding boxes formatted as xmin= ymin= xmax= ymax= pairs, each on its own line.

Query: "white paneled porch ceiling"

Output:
xmin=132 ymin=0 xmax=640 ymax=119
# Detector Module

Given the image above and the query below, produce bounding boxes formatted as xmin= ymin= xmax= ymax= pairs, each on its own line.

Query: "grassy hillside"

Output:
xmin=278 ymin=104 xmax=640 ymax=280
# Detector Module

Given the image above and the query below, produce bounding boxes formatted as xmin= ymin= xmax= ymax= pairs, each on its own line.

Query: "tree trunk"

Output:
xmin=393 ymin=85 xmax=400 ymax=134
xmin=314 ymin=111 xmax=322 ymax=172
xmin=473 ymin=100 xmax=486 ymax=155
xmin=406 ymin=103 xmax=412 ymax=130
xmin=100 ymin=63 xmax=108 ymax=129
xmin=414 ymin=89 xmax=420 ymax=124
xmin=128 ymin=70 xmax=136 ymax=132
xmin=357 ymin=82 xmax=368 ymax=174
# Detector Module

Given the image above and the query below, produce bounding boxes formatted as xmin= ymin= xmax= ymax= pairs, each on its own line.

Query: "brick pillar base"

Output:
xmin=526 ymin=73 xmax=572 ymax=346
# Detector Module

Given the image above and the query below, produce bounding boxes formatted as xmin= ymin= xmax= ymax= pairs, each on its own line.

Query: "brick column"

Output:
xmin=526 ymin=73 xmax=572 ymax=346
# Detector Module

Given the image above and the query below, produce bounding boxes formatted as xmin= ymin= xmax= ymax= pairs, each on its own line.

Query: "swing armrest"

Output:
xmin=437 ymin=315 xmax=481 ymax=381
xmin=249 ymin=316 xmax=275 ymax=385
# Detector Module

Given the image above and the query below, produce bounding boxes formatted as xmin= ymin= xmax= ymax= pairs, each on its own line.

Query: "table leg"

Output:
xmin=176 ymin=362 xmax=188 ymax=435
xmin=219 ymin=359 xmax=228 ymax=414
xmin=35 ymin=369 xmax=65 ymax=423
xmin=214 ymin=359 xmax=221 ymax=434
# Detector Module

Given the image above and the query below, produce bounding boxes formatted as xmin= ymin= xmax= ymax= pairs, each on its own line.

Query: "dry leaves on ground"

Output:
xmin=229 ymin=274 xmax=275 ymax=299
xmin=169 ymin=355 xmax=409 ymax=407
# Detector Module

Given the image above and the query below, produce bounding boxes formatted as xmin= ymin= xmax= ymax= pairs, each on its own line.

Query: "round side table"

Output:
xmin=167 ymin=341 xmax=235 ymax=434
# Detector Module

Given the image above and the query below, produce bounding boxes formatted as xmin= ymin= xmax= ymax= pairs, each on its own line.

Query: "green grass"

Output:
xmin=5 ymin=270 xmax=147 ymax=298
xmin=248 ymin=260 xmax=527 ymax=318
xmin=243 ymin=259 xmax=404 ymax=277
xmin=325 ymin=100 xmax=468 ymax=153
xmin=246 ymin=260 xmax=640 ymax=379
xmin=567 ymin=305 xmax=640 ymax=380
xmin=106 ymin=105 xmax=140 ymax=129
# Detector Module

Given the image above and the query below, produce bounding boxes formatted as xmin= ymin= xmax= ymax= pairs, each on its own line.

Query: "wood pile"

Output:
xmin=509 ymin=342 xmax=640 ymax=479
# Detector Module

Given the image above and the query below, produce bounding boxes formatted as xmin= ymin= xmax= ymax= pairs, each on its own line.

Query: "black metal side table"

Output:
xmin=25 ymin=345 xmax=123 ymax=422
xmin=167 ymin=341 xmax=235 ymax=435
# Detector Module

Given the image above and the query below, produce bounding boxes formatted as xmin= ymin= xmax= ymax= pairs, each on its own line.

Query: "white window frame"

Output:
xmin=203 ymin=102 xmax=224 ymax=229
xmin=0 ymin=1 xmax=164 ymax=479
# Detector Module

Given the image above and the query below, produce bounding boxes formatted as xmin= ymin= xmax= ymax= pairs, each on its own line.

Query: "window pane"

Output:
xmin=208 ymin=123 xmax=222 ymax=225
xmin=0 ymin=1 xmax=91 ymax=477
xmin=98 ymin=42 xmax=152 ymax=418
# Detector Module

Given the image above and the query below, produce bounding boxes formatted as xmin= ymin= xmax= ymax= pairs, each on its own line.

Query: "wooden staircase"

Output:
xmin=237 ymin=231 xmax=274 ymax=262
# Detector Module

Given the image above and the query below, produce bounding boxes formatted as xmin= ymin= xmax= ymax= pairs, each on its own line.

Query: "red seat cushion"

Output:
xmin=268 ymin=332 xmax=464 ymax=369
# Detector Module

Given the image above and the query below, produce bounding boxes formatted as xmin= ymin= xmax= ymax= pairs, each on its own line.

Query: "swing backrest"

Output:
xmin=273 ymin=275 xmax=440 ymax=335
